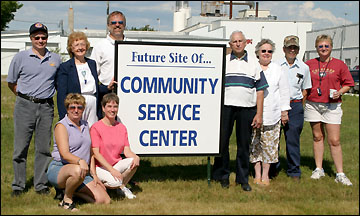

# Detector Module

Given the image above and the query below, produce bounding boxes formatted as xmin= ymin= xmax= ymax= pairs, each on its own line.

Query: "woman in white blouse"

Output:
xmin=250 ymin=39 xmax=291 ymax=186
xmin=57 ymin=32 xmax=101 ymax=127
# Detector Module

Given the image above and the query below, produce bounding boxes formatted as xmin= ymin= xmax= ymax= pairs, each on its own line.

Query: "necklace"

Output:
xmin=81 ymin=70 xmax=87 ymax=84
xmin=317 ymin=57 xmax=331 ymax=87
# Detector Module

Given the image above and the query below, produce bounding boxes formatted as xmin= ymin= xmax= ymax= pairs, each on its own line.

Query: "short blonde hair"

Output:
xmin=315 ymin=34 xmax=333 ymax=47
xmin=64 ymin=93 xmax=86 ymax=110
xmin=67 ymin=31 xmax=90 ymax=58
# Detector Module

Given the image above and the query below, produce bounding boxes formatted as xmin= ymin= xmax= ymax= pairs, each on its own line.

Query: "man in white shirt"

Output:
xmin=272 ymin=35 xmax=312 ymax=180
xmin=90 ymin=11 xmax=125 ymax=115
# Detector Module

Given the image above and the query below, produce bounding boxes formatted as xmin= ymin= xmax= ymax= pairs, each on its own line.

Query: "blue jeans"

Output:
xmin=283 ymin=101 xmax=304 ymax=177
xmin=47 ymin=160 xmax=93 ymax=191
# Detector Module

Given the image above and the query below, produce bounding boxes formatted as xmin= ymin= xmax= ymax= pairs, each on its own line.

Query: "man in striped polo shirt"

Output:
xmin=212 ymin=31 xmax=268 ymax=191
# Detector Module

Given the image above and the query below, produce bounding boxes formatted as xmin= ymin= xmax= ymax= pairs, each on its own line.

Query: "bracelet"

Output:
xmin=77 ymin=158 xmax=83 ymax=165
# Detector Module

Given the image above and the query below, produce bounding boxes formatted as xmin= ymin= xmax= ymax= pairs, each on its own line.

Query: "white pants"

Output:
xmin=96 ymin=158 xmax=133 ymax=188
xmin=82 ymin=94 xmax=98 ymax=127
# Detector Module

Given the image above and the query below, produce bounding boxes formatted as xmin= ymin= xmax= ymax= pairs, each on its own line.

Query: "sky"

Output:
xmin=5 ymin=1 xmax=359 ymax=32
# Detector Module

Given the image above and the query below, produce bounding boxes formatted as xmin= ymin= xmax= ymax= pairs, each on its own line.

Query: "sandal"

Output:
xmin=58 ymin=200 xmax=78 ymax=211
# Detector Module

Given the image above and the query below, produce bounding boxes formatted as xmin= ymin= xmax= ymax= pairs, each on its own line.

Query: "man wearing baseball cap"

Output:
xmin=271 ymin=35 xmax=312 ymax=180
xmin=7 ymin=22 xmax=62 ymax=196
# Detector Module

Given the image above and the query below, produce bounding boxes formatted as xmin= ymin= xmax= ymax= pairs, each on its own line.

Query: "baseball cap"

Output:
xmin=284 ymin=35 xmax=299 ymax=47
xmin=29 ymin=22 xmax=48 ymax=35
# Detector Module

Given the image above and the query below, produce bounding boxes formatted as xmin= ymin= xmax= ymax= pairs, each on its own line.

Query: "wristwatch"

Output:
xmin=77 ymin=158 xmax=83 ymax=165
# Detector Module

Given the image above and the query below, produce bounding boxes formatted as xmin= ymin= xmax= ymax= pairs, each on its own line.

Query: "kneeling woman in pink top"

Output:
xmin=90 ymin=93 xmax=140 ymax=199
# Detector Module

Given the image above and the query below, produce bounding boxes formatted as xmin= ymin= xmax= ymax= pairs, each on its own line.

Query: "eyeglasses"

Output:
xmin=33 ymin=36 xmax=48 ymax=40
xmin=110 ymin=21 xmax=124 ymax=25
xmin=261 ymin=50 xmax=273 ymax=54
xmin=69 ymin=105 xmax=84 ymax=111
xmin=72 ymin=43 xmax=87 ymax=48
xmin=318 ymin=45 xmax=330 ymax=49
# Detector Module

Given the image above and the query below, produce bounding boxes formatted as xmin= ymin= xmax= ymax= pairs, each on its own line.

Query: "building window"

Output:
xmin=345 ymin=58 xmax=351 ymax=69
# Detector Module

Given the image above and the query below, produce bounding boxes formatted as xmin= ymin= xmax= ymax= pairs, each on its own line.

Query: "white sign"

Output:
xmin=115 ymin=41 xmax=225 ymax=155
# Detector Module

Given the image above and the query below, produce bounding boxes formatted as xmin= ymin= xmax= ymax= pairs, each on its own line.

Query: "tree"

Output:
xmin=127 ymin=25 xmax=155 ymax=31
xmin=1 ymin=1 xmax=23 ymax=31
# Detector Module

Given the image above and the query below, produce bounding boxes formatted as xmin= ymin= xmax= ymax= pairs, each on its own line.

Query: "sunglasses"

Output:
xmin=69 ymin=105 xmax=84 ymax=111
xmin=261 ymin=50 xmax=273 ymax=54
xmin=33 ymin=36 xmax=48 ymax=40
xmin=318 ymin=45 xmax=330 ymax=49
xmin=110 ymin=21 xmax=124 ymax=25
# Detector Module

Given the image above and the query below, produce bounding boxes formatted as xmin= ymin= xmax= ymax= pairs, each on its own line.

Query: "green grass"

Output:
xmin=1 ymin=75 xmax=359 ymax=215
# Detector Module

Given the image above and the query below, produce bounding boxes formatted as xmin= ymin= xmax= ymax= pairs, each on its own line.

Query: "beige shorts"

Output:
xmin=304 ymin=101 xmax=342 ymax=124
xmin=96 ymin=158 xmax=133 ymax=188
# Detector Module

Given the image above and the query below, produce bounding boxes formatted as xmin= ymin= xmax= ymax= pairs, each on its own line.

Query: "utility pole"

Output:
xmin=157 ymin=18 xmax=160 ymax=31
xmin=106 ymin=1 xmax=109 ymax=35
xmin=340 ymin=12 xmax=347 ymax=61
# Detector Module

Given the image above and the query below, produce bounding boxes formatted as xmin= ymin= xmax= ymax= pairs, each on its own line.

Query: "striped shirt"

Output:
xmin=224 ymin=51 xmax=268 ymax=107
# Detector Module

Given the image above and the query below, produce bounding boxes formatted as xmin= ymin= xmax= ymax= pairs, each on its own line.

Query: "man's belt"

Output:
xmin=18 ymin=92 xmax=53 ymax=104
xmin=290 ymin=99 xmax=302 ymax=103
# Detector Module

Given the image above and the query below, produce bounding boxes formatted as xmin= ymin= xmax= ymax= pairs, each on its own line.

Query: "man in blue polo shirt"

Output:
xmin=7 ymin=22 xmax=62 ymax=196
xmin=212 ymin=31 xmax=268 ymax=191
xmin=272 ymin=35 xmax=312 ymax=180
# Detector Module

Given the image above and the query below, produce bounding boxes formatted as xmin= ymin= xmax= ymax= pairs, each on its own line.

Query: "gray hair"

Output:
xmin=229 ymin=30 xmax=246 ymax=42
xmin=255 ymin=38 xmax=276 ymax=57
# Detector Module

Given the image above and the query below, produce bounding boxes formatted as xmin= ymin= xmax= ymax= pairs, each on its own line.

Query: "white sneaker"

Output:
xmin=335 ymin=173 xmax=353 ymax=186
xmin=310 ymin=168 xmax=325 ymax=179
xmin=121 ymin=186 xmax=136 ymax=199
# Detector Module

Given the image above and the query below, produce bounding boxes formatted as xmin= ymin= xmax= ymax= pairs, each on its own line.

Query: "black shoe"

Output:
xmin=116 ymin=188 xmax=126 ymax=198
xmin=54 ymin=188 xmax=64 ymax=200
xmin=36 ymin=187 xmax=50 ymax=195
xmin=240 ymin=183 xmax=252 ymax=191
xmin=219 ymin=179 xmax=230 ymax=188
xmin=11 ymin=190 xmax=25 ymax=197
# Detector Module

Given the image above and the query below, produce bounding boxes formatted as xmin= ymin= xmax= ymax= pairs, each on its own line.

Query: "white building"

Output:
xmin=304 ymin=23 xmax=359 ymax=69
xmin=1 ymin=1 xmax=315 ymax=76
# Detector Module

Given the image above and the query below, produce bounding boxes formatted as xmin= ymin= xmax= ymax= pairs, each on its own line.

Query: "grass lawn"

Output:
xmin=1 ymin=75 xmax=359 ymax=215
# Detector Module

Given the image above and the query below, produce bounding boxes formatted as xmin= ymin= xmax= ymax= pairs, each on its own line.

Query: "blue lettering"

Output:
xmin=131 ymin=77 xmax=142 ymax=93
xmin=143 ymin=77 xmax=157 ymax=93
xmin=120 ymin=76 xmax=130 ymax=93
xmin=182 ymin=104 xmax=191 ymax=121
xmin=138 ymin=104 xmax=146 ymax=120
xmin=139 ymin=130 xmax=149 ymax=146
xmin=189 ymin=130 xmax=197 ymax=146
xmin=157 ymin=104 xmax=166 ymax=120
xmin=159 ymin=130 xmax=169 ymax=146
xmin=193 ymin=105 xmax=200 ymax=120
xmin=179 ymin=130 xmax=187 ymax=146
xmin=148 ymin=104 xmax=156 ymax=120
xmin=209 ymin=78 xmax=218 ymax=94
xmin=150 ymin=130 xmax=158 ymax=146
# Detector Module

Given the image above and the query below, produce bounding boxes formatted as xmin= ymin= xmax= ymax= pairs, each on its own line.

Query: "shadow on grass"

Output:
xmin=134 ymin=159 xmax=208 ymax=182
xmin=134 ymin=154 xmax=337 ymax=183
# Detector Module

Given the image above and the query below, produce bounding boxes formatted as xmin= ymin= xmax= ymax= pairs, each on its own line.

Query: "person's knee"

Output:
xmin=72 ymin=166 xmax=84 ymax=181
xmin=328 ymin=138 xmax=340 ymax=147
xmin=95 ymin=194 xmax=111 ymax=204
xmin=312 ymin=134 xmax=323 ymax=142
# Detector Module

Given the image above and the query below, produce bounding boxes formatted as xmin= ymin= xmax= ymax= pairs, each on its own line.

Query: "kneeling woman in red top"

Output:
xmin=90 ymin=93 xmax=140 ymax=199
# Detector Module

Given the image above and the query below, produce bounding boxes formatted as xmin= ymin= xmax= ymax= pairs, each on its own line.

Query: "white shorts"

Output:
xmin=96 ymin=158 xmax=133 ymax=188
xmin=304 ymin=101 xmax=342 ymax=124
